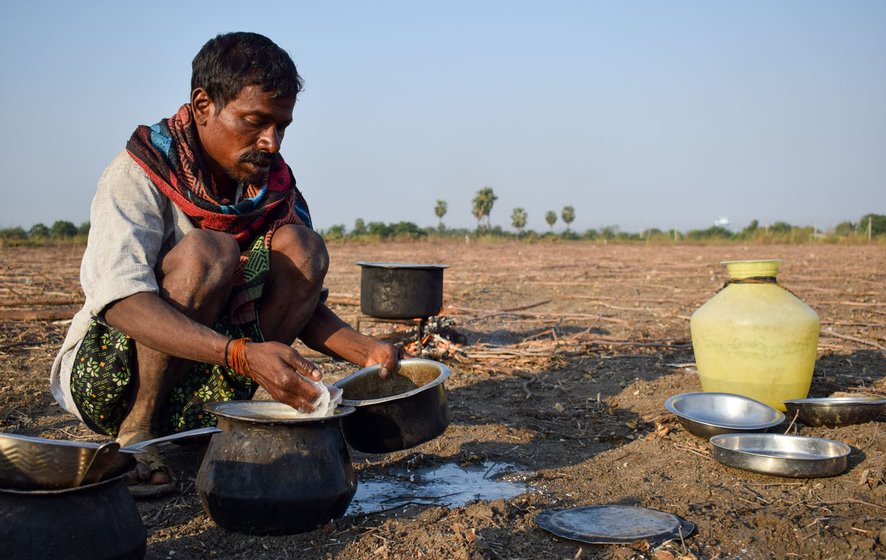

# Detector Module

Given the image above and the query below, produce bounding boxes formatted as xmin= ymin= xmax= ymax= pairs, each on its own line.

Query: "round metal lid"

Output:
xmin=535 ymin=505 xmax=695 ymax=545
xmin=203 ymin=400 xmax=354 ymax=424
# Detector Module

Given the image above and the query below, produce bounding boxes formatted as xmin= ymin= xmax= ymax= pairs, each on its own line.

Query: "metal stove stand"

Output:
xmin=355 ymin=315 xmax=430 ymax=354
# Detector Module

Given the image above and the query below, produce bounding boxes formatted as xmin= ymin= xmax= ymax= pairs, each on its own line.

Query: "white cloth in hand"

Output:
xmin=295 ymin=379 xmax=342 ymax=418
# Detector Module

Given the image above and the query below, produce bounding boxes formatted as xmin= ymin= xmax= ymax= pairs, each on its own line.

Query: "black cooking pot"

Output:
xmin=357 ymin=262 xmax=448 ymax=319
xmin=0 ymin=474 xmax=146 ymax=560
xmin=197 ymin=402 xmax=356 ymax=536
xmin=334 ymin=358 xmax=451 ymax=453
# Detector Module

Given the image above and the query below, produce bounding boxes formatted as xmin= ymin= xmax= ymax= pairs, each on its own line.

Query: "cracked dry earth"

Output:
xmin=1 ymin=240 xmax=884 ymax=559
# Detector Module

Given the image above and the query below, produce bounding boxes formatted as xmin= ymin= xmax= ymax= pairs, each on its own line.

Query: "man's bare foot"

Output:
xmin=117 ymin=431 xmax=177 ymax=499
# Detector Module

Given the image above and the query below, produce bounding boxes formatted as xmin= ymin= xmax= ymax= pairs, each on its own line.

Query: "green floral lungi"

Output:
xmin=70 ymin=237 xmax=269 ymax=437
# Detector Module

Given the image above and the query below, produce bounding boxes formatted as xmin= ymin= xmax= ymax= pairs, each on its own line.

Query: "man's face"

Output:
xmin=193 ymin=84 xmax=295 ymax=192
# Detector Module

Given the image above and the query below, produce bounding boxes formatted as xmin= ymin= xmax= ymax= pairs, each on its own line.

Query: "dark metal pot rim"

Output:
xmin=784 ymin=396 xmax=886 ymax=406
xmin=203 ymin=401 xmax=355 ymax=424
xmin=334 ymin=358 xmax=451 ymax=407
xmin=0 ymin=432 xmax=110 ymax=450
xmin=356 ymin=261 xmax=449 ymax=269
xmin=0 ymin=472 xmax=129 ymax=496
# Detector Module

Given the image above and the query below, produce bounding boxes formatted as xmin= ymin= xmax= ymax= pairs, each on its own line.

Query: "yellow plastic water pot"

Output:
xmin=689 ymin=260 xmax=820 ymax=411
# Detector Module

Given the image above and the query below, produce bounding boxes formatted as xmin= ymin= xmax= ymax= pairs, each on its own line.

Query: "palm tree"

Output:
xmin=471 ymin=187 xmax=498 ymax=233
xmin=561 ymin=206 xmax=575 ymax=232
xmin=434 ymin=200 xmax=448 ymax=231
xmin=545 ymin=210 xmax=557 ymax=233
xmin=511 ymin=207 xmax=527 ymax=236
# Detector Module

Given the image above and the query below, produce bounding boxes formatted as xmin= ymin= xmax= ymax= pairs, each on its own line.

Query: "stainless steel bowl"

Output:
xmin=783 ymin=396 xmax=885 ymax=427
xmin=664 ymin=392 xmax=785 ymax=439
xmin=0 ymin=434 xmax=135 ymax=490
xmin=0 ymin=426 xmax=220 ymax=490
xmin=710 ymin=433 xmax=851 ymax=478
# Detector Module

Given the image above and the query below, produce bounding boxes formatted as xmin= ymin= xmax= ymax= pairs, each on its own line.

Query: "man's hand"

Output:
xmin=297 ymin=303 xmax=409 ymax=379
xmin=363 ymin=341 xmax=407 ymax=378
xmin=241 ymin=340 xmax=324 ymax=412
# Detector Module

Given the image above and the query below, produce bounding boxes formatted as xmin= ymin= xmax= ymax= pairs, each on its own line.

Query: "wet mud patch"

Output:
xmin=348 ymin=460 xmax=530 ymax=515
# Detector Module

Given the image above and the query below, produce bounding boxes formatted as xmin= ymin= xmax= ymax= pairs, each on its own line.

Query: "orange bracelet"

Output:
xmin=228 ymin=337 xmax=253 ymax=379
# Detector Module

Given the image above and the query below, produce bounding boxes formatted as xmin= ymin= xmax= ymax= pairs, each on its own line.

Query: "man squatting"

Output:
xmin=50 ymin=32 xmax=402 ymax=497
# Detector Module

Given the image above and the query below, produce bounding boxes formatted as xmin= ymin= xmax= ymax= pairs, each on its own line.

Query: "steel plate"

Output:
xmin=710 ymin=433 xmax=851 ymax=478
xmin=535 ymin=505 xmax=695 ymax=545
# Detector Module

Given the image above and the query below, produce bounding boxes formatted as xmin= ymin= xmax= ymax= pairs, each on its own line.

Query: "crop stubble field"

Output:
xmin=0 ymin=241 xmax=884 ymax=559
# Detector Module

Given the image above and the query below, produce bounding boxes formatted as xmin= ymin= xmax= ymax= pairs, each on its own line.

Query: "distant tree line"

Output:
xmin=2 ymin=194 xmax=884 ymax=245
xmin=319 ymin=186 xmax=885 ymax=244
xmin=0 ymin=220 xmax=89 ymax=245
xmin=318 ymin=212 xmax=885 ymax=245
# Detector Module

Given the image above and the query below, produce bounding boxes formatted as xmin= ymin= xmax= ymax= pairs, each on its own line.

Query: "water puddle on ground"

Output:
xmin=347 ymin=461 xmax=530 ymax=516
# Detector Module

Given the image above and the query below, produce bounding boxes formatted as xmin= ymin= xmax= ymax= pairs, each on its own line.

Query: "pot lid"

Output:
xmin=356 ymin=261 xmax=449 ymax=269
xmin=535 ymin=505 xmax=695 ymax=545
xmin=203 ymin=400 xmax=354 ymax=424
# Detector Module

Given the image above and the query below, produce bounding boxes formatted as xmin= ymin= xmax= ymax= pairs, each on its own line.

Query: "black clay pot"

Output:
xmin=357 ymin=262 xmax=448 ymax=319
xmin=197 ymin=402 xmax=356 ymax=535
xmin=334 ymin=358 xmax=451 ymax=453
xmin=0 ymin=475 xmax=146 ymax=560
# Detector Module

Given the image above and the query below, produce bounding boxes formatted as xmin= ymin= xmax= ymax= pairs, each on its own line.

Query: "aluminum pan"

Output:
xmin=710 ymin=433 xmax=850 ymax=478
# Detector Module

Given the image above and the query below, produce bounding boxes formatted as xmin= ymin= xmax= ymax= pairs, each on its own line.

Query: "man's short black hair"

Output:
xmin=191 ymin=32 xmax=303 ymax=111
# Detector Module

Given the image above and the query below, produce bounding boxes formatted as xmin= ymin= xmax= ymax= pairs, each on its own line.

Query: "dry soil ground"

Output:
xmin=1 ymin=240 xmax=884 ymax=560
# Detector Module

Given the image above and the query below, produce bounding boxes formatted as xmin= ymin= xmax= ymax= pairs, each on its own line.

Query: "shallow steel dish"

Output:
xmin=710 ymin=433 xmax=851 ymax=478
xmin=783 ymin=396 xmax=885 ymax=427
xmin=334 ymin=358 xmax=450 ymax=453
xmin=664 ymin=392 xmax=785 ymax=439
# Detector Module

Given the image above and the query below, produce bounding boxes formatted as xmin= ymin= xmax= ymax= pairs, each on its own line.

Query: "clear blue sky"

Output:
xmin=1 ymin=1 xmax=884 ymax=233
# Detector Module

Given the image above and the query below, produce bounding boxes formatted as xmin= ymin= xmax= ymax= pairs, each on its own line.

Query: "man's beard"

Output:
xmin=235 ymin=150 xmax=280 ymax=185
